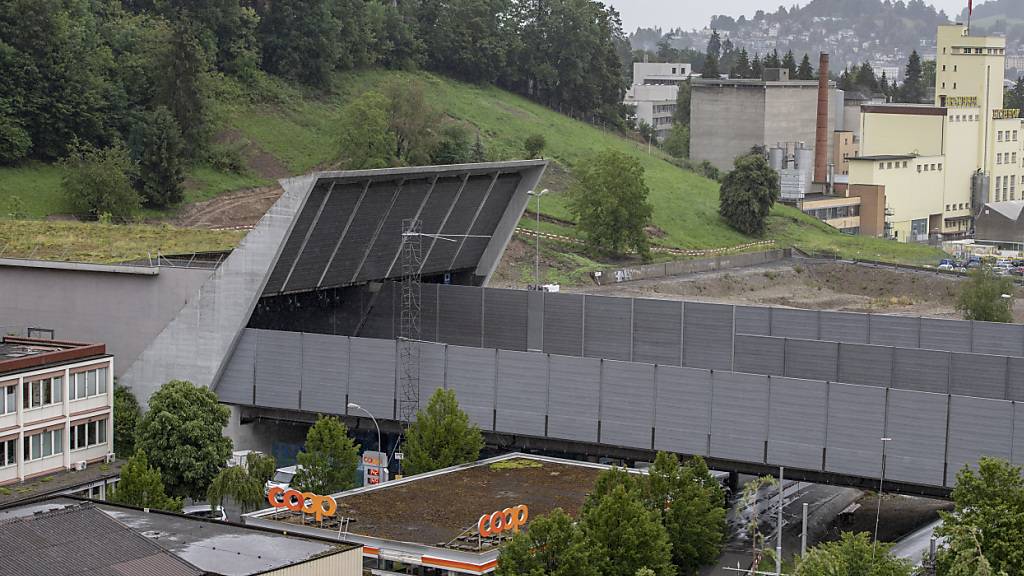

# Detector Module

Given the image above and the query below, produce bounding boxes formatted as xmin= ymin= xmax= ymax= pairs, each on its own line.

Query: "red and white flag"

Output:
xmin=969 ymin=0 xmax=973 ymax=16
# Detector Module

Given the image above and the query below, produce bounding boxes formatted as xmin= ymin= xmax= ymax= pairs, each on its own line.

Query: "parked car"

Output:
xmin=1011 ymin=267 xmax=1024 ymax=277
xmin=265 ymin=465 xmax=302 ymax=494
xmin=996 ymin=259 xmax=1013 ymax=268
xmin=183 ymin=504 xmax=227 ymax=522
xmin=938 ymin=262 xmax=955 ymax=271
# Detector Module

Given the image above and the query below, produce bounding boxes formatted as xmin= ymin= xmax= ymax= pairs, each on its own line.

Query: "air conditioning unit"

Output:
xmin=73 ymin=461 xmax=87 ymax=472
xmin=105 ymin=452 xmax=115 ymax=464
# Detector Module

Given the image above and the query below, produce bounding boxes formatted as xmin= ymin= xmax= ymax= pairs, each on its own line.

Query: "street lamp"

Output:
xmin=527 ymin=189 xmax=549 ymax=289
xmin=348 ymin=403 xmax=383 ymax=485
xmin=873 ymin=437 xmax=892 ymax=555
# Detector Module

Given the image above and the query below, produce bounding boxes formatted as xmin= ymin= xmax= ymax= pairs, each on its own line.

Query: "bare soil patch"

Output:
xmin=174 ymin=185 xmax=283 ymax=229
xmin=822 ymin=493 xmax=951 ymax=543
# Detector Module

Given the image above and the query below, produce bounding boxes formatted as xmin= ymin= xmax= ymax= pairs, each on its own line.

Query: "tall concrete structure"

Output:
xmin=814 ymin=53 xmax=831 ymax=184
xmin=624 ymin=62 xmax=692 ymax=141
xmin=690 ymin=75 xmax=843 ymax=173
xmin=849 ymin=24 xmax=1020 ymax=242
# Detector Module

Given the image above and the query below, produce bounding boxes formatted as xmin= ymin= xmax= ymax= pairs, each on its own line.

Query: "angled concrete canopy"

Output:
xmin=119 ymin=161 xmax=547 ymax=406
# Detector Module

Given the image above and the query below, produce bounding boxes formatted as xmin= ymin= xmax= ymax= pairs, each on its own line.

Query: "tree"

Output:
xmin=524 ymin=133 xmax=547 ymax=159
xmin=857 ymin=60 xmax=879 ymax=93
xmin=662 ymin=124 xmax=689 ymax=159
xmin=0 ymin=112 xmax=31 ymax=165
xmin=1007 ymin=76 xmax=1024 ymax=110
xmin=257 ymin=0 xmax=339 ymax=87
xmin=637 ymin=120 xmax=657 ymax=146
xmin=794 ymin=532 xmax=912 ymax=576
xmin=936 ymin=458 xmax=1024 ymax=575
xmin=338 ymin=91 xmax=394 ymax=170
xmin=472 ymin=132 xmax=486 ymax=162
xmin=764 ymin=49 xmax=781 ymax=69
xmin=568 ymin=149 xmax=653 ymax=258
xmin=782 ymin=50 xmax=797 ymax=77
xmin=672 ymin=81 xmax=691 ymax=127
xmin=157 ymin=21 xmax=209 ymax=155
xmin=899 ymin=50 xmax=926 ymax=103
xmin=751 ymin=53 xmax=764 ymax=79
xmin=942 ymin=526 xmax=1005 ymax=576
xmin=661 ymin=456 xmax=727 ymax=575
xmin=108 ymin=450 xmax=183 ymax=512
xmin=292 ymin=416 xmax=360 ymax=494
xmin=206 ymin=451 xmax=277 ymax=514
xmin=403 ymin=388 xmax=484 ymax=475
xmin=385 ymin=80 xmax=440 ymax=165
xmin=581 ymin=483 xmax=676 ymax=576
xmin=796 ymin=54 xmax=815 ymax=80
xmin=701 ymin=52 xmax=719 ymax=79
xmin=956 ymin=266 xmax=1015 ymax=323
xmin=719 ymin=152 xmax=780 ymax=236
xmin=706 ymin=30 xmax=721 ymax=61
xmin=495 ymin=508 xmax=597 ymax=576
xmin=61 ymin=142 xmax=140 ymax=223
xmin=432 ymin=124 xmax=471 ymax=164
xmin=131 ymin=106 xmax=185 ymax=208
xmin=135 ymin=380 xmax=233 ymax=500
xmin=730 ymin=49 xmax=752 ymax=79
xmin=113 ymin=385 xmax=141 ymax=457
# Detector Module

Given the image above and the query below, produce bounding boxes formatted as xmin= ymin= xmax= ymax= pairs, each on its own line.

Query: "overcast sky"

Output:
xmin=605 ymin=0 xmax=973 ymax=33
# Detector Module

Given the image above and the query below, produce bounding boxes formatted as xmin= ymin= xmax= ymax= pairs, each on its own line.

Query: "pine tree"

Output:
xmin=157 ymin=21 xmax=209 ymax=157
xmin=796 ymin=54 xmax=814 ymax=80
xmin=764 ymin=49 xmax=781 ymax=69
xmin=131 ymin=106 xmax=185 ymax=208
xmin=403 ymin=388 xmax=485 ymax=475
xmin=730 ymin=48 xmax=752 ymax=79
xmin=782 ymin=50 xmax=797 ymax=77
xmin=899 ymin=50 xmax=926 ymax=103
xmin=701 ymin=52 xmax=719 ymax=79
xmin=1008 ymin=77 xmax=1024 ymax=109
xmin=751 ymin=53 xmax=764 ymax=79
xmin=857 ymin=60 xmax=879 ymax=93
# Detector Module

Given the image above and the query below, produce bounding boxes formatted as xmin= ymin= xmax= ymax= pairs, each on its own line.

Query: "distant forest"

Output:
xmin=0 ymin=0 xmax=633 ymax=167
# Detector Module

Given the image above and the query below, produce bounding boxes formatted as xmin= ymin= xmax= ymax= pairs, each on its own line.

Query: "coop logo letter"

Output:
xmin=478 ymin=504 xmax=529 ymax=537
xmin=267 ymin=486 xmax=338 ymax=522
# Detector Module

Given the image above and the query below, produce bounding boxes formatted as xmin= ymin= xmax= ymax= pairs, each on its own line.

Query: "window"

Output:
xmin=954 ymin=65 xmax=958 ymax=72
xmin=953 ymin=82 xmax=957 ymax=89
xmin=942 ymin=65 xmax=946 ymax=71
xmin=23 ymin=428 xmax=62 ymax=461
xmin=70 ymin=368 xmax=107 ymax=401
xmin=942 ymin=82 xmax=946 ymax=89
xmin=887 ymin=162 xmax=893 ymax=169
xmin=998 ymin=131 xmax=1004 ymax=142
xmin=918 ymin=165 xmax=922 ymax=173
xmin=938 ymin=163 xmax=943 ymax=171
xmin=1014 ymin=153 xmax=1018 ymax=164
xmin=879 ymin=162 xmax=885 ymax=170
xmin=998 ymin=153 xmax=1003 ymax=165
xmin=946 ymin=204 xmax=951 ymax=211
xmin=70 ymin=419 xmax=107 ymax=451
xmin=1014 ymin=130 xmax=1019 ymax=142
xmin=1 ymin=438 xmax=14 ymax=467
xmin=2 ymin=384 xmax=14 ymax=415
xmin=22 ymin=377 xmax=62 ymax=410
xmin=902 ymin=161 xmax=908 ymax=168
xmin=931 ymin=164 xmax=937 ymax=171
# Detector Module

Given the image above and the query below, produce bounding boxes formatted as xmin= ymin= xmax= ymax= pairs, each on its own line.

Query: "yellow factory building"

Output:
xmin=849 ymin=24 xmax=1023 ymax=242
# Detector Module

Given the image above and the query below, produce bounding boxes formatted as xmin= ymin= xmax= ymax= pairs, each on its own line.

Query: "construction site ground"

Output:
xmin=562 ymin=258 xmax=1024 ymax=321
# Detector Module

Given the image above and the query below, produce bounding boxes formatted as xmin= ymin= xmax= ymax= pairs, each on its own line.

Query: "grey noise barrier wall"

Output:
xmin=218 ymin=327 xmax=1024 ymax=491
xmin=353 ymin=285 xmax=1024 ymax=403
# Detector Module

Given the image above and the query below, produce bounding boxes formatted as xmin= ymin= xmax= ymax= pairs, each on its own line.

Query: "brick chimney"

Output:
xmin=814 ymin=53 xmax=830 ymax=185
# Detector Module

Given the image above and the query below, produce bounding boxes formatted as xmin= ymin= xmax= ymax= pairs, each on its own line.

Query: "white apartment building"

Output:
xmin=0 ymin=336 xmax=114 ymax=486
xmin=625 ymin=62 xmax=693 ymax=141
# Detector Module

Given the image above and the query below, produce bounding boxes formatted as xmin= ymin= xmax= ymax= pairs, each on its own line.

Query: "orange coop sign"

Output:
xmin=267 ymin=486 xmax=337 ymax=522
xmin=478 ymin=504 xmax=529 ymax=537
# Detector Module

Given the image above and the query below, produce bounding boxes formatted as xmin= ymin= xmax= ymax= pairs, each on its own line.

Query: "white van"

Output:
xmin=264 ymin=465 xmax=302 ymax=494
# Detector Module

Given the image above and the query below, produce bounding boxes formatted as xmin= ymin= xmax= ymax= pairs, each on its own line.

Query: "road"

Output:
xmin=890 ymin=519 xmax=942 ymax=566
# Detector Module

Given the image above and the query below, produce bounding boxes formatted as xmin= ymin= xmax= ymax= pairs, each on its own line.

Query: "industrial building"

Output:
xmin=0 ymin=336 xmax=114 ymax=488
xmin=624 ymin=62 xmax=691 ymax=141
xmin=0 ymin=496 xmax=363 ymax=576
xmin=245 ymin=453 xmax=614 ymax=576
xmin=6 ymin=161 xmax=1024 ymax=498
xmin=689 ymin=68 xmax=845 ymax=175
xmin=848 ymin=24 xmax=1024 ymax=242
xmin=975 ymin=201 xmax=1024 ymax=246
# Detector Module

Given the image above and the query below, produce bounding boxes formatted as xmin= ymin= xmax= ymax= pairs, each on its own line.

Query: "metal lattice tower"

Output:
xmin=398 ymin=218 xmax=423 ymax=428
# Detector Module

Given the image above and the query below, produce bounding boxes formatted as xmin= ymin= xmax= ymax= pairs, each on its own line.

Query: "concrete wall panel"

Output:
xmin=633 ymin=299 xmax=683 ymax=365
xmin=654 ymin=366 xmax=712 ymax=456
xmin=683 ymin=302 xmax=734 ymax=370
xmin=946 ymin=396 xmax=1013 ymax=485
xmin=547 ymin=355 xmax=600 ymax=443
xmin=884 ymin=389 xmax=947 ymax=487
xmin=771 ymin=308 xmax=819 ymax=340
xmin=838 ymin=344 xmax=893 ymax=388
xmin=583 ymin=296 xmax=633 ymax=361
xmin=217 ymin=328 xmax=256 ymax=406
xmin=710 ymin=372 xmax=769 ymax=463
xmin=543 ymin=293 xmax=584 ymax=357
xmin=869 ymin=315 xmax=920 ymax=348
xmin=299 ymin=332 xmax=348 ymax=414
xmin=601 ymin=361 xmax=655 ymax=449
xmin=768 ymin=377 xmax=827 ymax=471
xmin=820 ymin=312 xmax=869 ymax=344
xmin=785 ymin=339 xmax=838 ymax=381
xmin=735 ymin=306 xmax=771 ymax=336
xmin=950 ymin=353 xmax=1007 ymax=399
xmin=733 ymin=335 xmax=785 ymax=376
xmin=495 ymin=350 xmax=548 ymax=436
xmin=892 ymin=348 xmax=949 ymax=394
xmin=825 ymin=383 xmax=886 ymax=478
xmin=254 ymin=330 xmax=301 ymax=410
xmin=348 ymin=338 xmax=396 ymax=419
xmin=483 ymin=288 xmax=528 ymax=351
xmin=445 ymin=346 xmax=496 ymax=430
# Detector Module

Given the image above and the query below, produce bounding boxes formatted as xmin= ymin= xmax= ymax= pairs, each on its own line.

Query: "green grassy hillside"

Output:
xmin=0 ymin=69 xmax=943 ymax=265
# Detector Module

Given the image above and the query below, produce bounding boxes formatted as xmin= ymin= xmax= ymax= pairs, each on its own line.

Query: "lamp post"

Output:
xmin=348 ymin=403 xmax=383 ymax=485
xmin=527 ymin=189 xmax=549 ymax=289
xmin=873 ymin=437 xmax=892 ymax=555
